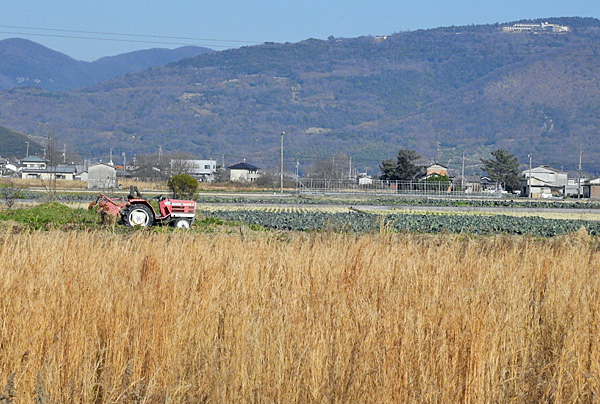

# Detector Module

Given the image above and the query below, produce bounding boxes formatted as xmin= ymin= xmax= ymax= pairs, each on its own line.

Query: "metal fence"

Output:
xmin=296 ymin=178 xmax=503 ymax=198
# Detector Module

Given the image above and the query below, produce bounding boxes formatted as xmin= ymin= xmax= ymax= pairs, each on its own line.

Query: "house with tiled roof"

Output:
xmin=521 ymin=165 xmax=567 ymax=198
xmin=227 ymin=161 xmax=260 ymax=182
xmin=20 ymin=156 xmax=76 ymax=180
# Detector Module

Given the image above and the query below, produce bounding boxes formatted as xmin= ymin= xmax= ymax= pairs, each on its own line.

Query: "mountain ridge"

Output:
xmin=1 ymin=17 xmax=600 ymax=173
xmin=0 ymin=38 xmax=213 ymax=91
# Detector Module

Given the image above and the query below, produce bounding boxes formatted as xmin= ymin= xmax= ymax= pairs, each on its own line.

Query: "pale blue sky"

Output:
xmin=1 ymin=0 xmax=599 ymax=61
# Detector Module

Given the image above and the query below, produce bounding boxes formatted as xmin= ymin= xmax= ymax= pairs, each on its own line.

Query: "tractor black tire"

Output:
xmin=122 ymin=204 xmax=154 ymax=227
xmin=171 ymin=218 xmax=191 ymax=229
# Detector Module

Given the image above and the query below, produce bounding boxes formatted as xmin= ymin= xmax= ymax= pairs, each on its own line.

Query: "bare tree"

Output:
xmin=0 ymin=181 xmax=24 ymax=209
xmin=131 ymin=153 xmax=170 ymax=182
xmin=307 ymin=153 xmax=349 ymax=180
xmin=41 ymin=135 xmax=59 ymax=200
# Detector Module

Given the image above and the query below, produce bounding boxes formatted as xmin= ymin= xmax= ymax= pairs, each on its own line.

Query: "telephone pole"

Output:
xmin=578 ymin=151 xmax=583 ymax=199
xmin=461 ymin=153 xmax=465 ymax=191
xmin=280 ymin=132 xmax=285 ymax=194
xmin=528 ymin=153 xmax=532 ymax=199
xmin=349 ymin=157 xmax=352 ymax=180
xmin=295 ymin=159 xmax=300 ymax=193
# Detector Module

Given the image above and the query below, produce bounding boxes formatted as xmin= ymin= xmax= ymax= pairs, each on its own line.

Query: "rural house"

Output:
xmin=521 ymin=165 xmax=568 ymax=198
xmin=425 ymin=163 xmax=449 ymax=178
xmin=228 ymin=162 xmax=260 ymax=183
xmin=20 ymin=156 xmax=76 ymax=180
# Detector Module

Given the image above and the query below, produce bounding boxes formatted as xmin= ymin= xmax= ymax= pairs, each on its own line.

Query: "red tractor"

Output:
xmin=89 ymin=186 xmax=197 ymax=228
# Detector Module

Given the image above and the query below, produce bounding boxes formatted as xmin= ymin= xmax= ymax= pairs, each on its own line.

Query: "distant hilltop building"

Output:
xmin=502 ymin=22 xmax=571 ymax=33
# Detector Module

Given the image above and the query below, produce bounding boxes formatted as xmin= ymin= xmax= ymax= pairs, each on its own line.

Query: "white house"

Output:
xmin=228 ymin=162 xmax=260 ymax=182
xmin=521 ymin=165 xmax=568 ymax=198
xmin=20 ymin=156 xmax=76 ymax=180
xmin=170 ymin=159 xmax=217 ymax=181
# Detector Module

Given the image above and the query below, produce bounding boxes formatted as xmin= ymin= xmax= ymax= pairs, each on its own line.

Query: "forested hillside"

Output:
xmin=0 ymin=125 xmax=42 ymax=158
xmin=0 ymin=17 xmax=599 ymax=173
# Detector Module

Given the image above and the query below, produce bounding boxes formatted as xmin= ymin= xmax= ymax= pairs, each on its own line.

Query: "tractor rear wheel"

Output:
xmin=171 ymin=218 xmax=191 ymax=229
xmin=122 ymin=204 xmax=154 ymax=227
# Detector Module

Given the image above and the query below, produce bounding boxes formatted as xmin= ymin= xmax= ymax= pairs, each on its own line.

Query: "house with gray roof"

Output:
xmin=521 ymin=165 xmax=567 ymax=198
xmin=20 ymin=156 xmax=77 ymax=180
xmin=227 ymin=161 xmax=260 ymax=182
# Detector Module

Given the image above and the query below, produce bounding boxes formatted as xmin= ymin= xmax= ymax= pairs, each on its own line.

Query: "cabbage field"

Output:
xmin=200 ymin=208 xmax=600 ymax=236
xmin=195 ymin=195 xmax=600 ymax=210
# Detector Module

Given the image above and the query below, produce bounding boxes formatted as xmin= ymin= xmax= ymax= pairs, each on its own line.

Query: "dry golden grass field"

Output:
xmin=1 ymin=229 xmax=600 ymax=403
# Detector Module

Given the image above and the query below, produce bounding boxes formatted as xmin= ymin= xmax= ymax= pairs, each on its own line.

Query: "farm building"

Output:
xmin=583 ymin=178 xmax=600 ymax=199
xmin=87 ymin=163 xmax=117 ymax=190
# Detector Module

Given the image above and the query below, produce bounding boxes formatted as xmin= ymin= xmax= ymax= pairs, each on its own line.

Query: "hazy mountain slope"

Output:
xmin=0 ymin=38 xmax=213 ymax=91
xmin=0 ymin=125 xmax=42 ymax=158
xmin=0 ymin=38 xmax=94 ymax=91
xmin=87 ymin=46 xmax=213 ymax=85
xmin=0 ymin=18 xmax=600 ymax=173
xmin=404 ymin=47 xmax=600 ymax=166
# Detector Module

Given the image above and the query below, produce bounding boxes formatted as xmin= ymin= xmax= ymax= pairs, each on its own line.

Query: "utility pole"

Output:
xmin=461 ymin=153 xmax=465 ymax=191
xmin=158 ymin=145 xmax=163 ymax=164
xmin=62 ymin=144 xmax=67 ymax=164
xmin=528 ymin=153 xmax=532 ymax=199
xmin=280 ymin=132 xmax=285 ymax=194
xmin=295 ymin=159 xmax=299 ymax=193
xmin=578 ymin=150 xmax=583 ymax=199
xmin=349 ymin=157 xmax=352 ymax=180
xmin=25 ymin=141 xmax=29 ymax=158
xmin=109 ymin=147 xmax=114 ymax=166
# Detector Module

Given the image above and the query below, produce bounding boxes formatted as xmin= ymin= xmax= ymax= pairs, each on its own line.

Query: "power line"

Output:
xmin=3 ymin=24 xmax=600 ymax=56
xmin=0 ymin=30 xmax=247 ymax=49
xmin=0 ymin=25 xmax=262 ymax=45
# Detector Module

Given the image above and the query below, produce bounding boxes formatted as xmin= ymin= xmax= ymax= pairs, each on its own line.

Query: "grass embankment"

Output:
xmin=0 ymin=202 xmax=98 ymax=230
xmin=0 ymin=230 xmax=599 ymax=403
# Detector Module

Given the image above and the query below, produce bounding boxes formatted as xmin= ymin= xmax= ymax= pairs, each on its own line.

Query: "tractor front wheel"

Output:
xmin=171 ymin=218 xmax=191 ymax=229
xmin=122 ymin=204 xmax=154 ymax=227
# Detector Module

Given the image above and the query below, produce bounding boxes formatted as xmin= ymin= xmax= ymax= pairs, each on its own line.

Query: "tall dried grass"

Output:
xmin=0 ymin=229 xmax=599 ymax=403
xmin=0 ymin=178 xmax=88 ymax=190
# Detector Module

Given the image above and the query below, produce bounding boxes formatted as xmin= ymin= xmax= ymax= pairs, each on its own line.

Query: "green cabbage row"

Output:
xmin=201 ymin=209 xmax=600 ymax=236
xmin=196 ymin=195 xmax=600 ymax=210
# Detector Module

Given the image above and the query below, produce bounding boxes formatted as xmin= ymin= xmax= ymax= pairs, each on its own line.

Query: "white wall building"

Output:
xmin=88 ymin=163 xmax=117 ymax=190
xmin=502 ymin=22 xmax=571 ymax=33
xmin=228 ymin=162 xmax=260 ymax=182
xmin=170 ymin=159 xmax=217 ymax=181
xmin=521 ymin=165 xmax=568 ymax=198
xmin=20 ymin=156 xmax=76 ymax=180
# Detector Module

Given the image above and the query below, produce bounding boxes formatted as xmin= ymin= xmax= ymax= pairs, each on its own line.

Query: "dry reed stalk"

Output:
xmin=1 ymin=178 xmax=87 ymax=190
xmin=0 ymin=230 xmax=599 ymax=403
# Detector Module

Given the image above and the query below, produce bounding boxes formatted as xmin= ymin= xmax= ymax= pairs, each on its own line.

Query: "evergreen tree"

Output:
xmin=380 ymin=149 xmax=424 ymax=181
xmin=167 ymin=174 xmax=199 ymax=199
xmin=480 ymin=149 xmax=521 ymax=192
